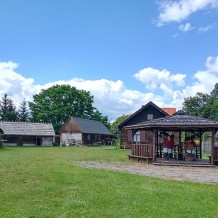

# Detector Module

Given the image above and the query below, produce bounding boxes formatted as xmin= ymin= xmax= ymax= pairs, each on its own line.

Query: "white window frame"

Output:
xmin=133 ymin=131 xmax=140 ymax=143
xmin=147 ymin=114 xmax=153 ymax=120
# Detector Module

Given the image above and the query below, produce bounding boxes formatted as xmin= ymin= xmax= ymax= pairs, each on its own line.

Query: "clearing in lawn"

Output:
xmin=0 ymin=146 xmax=218 ymax=218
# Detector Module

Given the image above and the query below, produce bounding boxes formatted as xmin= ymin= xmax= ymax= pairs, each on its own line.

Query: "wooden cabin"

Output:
xmin=0 ymin=121 xmax=55 ymax=146
xmin=118 ymin=101 xmax=176 ymax=149
xmin=58 ymin=117 xmax=112 ymax=146
xmin=125 ymin=110 xmax=218 ymax=166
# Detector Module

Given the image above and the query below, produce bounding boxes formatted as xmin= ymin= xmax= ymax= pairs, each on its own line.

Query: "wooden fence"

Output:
xmin=128 ymin=144 xmax=154 ymax=163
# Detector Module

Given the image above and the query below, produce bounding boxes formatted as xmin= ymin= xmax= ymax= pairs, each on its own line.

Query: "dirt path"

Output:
xmin=78 ymin=161 xmax=218 ymax=184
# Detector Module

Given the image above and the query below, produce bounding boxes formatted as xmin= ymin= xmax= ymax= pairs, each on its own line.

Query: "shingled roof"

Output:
xmin=0 ymin=121 xmax=55 ymax=136
xmin=125 ymin=110 xmax=218 ymax=131
xmin=71 ymin=117 xmax=111 ymax=135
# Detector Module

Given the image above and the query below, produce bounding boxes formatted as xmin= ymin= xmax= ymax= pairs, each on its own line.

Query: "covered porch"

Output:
xmin=125 ymin=110 xmax=218 ymax=166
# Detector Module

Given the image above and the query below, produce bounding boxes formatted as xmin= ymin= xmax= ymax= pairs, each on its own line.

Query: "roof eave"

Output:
xmin=125 ymin=124 xmax=218 ymax=130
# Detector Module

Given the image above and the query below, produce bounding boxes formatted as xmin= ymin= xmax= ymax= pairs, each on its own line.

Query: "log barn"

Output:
xmin=59 ymin=117 xmax=112 ymax=146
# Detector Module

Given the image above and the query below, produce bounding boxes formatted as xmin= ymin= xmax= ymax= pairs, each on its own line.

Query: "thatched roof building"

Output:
xmin=0 ymin=121 xmax=55 ymax=146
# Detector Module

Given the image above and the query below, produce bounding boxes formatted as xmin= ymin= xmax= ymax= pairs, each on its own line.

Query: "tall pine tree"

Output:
xmin=0 ymin=94 xmax=17 ymax=121
xmin=17 ymin=99 xmax=29 ymax=122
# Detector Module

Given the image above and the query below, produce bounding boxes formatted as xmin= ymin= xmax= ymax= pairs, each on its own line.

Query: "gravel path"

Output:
xmin=78 ymin=161 xmax=218 ymax=184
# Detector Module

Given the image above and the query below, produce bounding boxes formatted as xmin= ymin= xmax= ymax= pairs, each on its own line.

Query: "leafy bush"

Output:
xmin=52 ymin=141 xmax=60 ymax=147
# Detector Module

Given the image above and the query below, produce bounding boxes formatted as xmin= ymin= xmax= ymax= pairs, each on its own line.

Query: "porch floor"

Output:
xmin=154 ymin=158 xmax=215 ymax=167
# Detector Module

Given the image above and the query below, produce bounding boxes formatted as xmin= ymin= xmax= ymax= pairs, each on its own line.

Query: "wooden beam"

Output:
xmin=199 ymin=131 xmax=203 ymax=159
xmin=152 ymin=129 xmax=158 ymax=162
xmin=211 ymin=129 xmax=215 ymax=164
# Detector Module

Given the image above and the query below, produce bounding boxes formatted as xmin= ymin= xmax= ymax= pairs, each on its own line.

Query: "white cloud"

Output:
xmin=1 ymin=57 xmax=218 ymax=120
xmin=173 ymin=57 xmax=218 ymax=107
xmin=134 ymin=67 xmax=186 ymax=91
xmin=198 ymin=24 xmax=214 ymax=32
xmin=172 ymin=33 xmax=179 ymax=38
xmin=205 ymin=56 xmax=218 ymax=72
xmin=185 ymin=56 xmax=218 ymax=95
xmin=133 ymin=67 xmax=188 ymax=108
xmin=0 ymin=62 xmax=38 ymax=105
xmin=133 ymin=56 xmax=218 ymax=110
xmin=0 ymin=62 xmax=163 ymax=119
xmin=37 ymin=79 xmax=164 ymax=120
xmin=156 ymin=0 xmax=218 ymax=26
xmin=179 ymin=22 xmax=194 ymax=32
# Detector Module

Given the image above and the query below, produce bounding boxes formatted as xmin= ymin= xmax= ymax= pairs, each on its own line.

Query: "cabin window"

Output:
xmin=133 ymin=131 xmax=140 ymax=143
xmin=147 ymin=114 xmax=153 ymax=120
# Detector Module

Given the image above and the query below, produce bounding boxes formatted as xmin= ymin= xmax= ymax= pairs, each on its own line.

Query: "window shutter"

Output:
xmin=127 ymin=130 xmax=132 ymax=141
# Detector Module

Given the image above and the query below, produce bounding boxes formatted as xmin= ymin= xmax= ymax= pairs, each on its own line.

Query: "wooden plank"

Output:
xmin=128 ymin=155 xmax=153 ymax=164
xmin=127 ymin=130 xmax=132 ymax=142
xmin=140 ymin=131 xmax=145 ymax=143
xmin=128 ymin=154 xmax=152 ymax=158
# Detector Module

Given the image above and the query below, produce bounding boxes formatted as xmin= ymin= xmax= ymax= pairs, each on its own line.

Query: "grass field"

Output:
xmin=0 ymin=146 xmax=218 ymax=218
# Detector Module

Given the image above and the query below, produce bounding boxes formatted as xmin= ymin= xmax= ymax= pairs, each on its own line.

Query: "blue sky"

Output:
xmin=0 ymin=0 xmax=218 ymax=120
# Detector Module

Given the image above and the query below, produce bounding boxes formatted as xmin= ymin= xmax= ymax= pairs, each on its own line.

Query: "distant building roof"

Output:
xmin=0 ymin=121 xmax=55 ymax=136
xmin=71 ymin=117 xmax=111 ymax=135
xmin=161 ymin=108 xmax=176 ymax=116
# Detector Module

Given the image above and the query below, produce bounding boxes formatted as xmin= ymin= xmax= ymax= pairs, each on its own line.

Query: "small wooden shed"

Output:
xmin=58 ymin=117 xmax=112 ymax=146
xmin=125 ymin=110 xmax=218 ymax=165
xmin=0 ymin=121 xmax=55 ymax=146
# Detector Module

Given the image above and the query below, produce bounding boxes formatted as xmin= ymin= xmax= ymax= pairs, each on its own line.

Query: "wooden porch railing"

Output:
xmin=128 ymin=144 xmax=154 ymax=163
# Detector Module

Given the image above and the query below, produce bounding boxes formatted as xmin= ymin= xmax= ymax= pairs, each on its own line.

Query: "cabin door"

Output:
xmin=36 ymin=137 xmax=42 ymax=146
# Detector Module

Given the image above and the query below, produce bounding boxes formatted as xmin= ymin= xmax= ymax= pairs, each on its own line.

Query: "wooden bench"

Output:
xmin=128 ymin=154 xmax=153 ymax=164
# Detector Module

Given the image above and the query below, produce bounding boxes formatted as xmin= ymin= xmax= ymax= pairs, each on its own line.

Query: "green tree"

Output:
xmin=0 ymin=94 xmax=17 ymax=121
xmin=0 ymin=94 xmax=9 ymax=120
xmin=207 ymin=83 xmax=218 ymax=120
xmin=210 ymin=83 xmax=218 ymax=99
xmin=110 ymin=114 xmax=129 ymax=136
xmin=7 ymin=99 xmax=17 ymax=121
xmin=183 ymin=92 xmax=210 ymax=117
xmin=91 ymin=109 xmax=110 ymax=129
xmin=183 ymin=83 xmax=218 ymax=120
xmin=29 ymin=84 xmax=107 ymax=132
xmin=17 ymin=99 xmax=29 ymax=122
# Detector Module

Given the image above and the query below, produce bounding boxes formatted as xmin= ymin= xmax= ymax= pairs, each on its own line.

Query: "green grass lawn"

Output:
xmin=0 ymin=146 xmax=218 ymax=218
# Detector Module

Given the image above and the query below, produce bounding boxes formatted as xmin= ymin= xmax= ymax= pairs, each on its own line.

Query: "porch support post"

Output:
xmin=199 ymin=132 xmax=202 ymax=159
xmin=178 ymin=130 xmax=181 ymax=154
xmin=153 ymin=129 xmax=158 ymax=162
xmin=211 ymin=129 xmax=215 ymax=164
xmin=200 ymin=132 xmax=203 ymax=159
